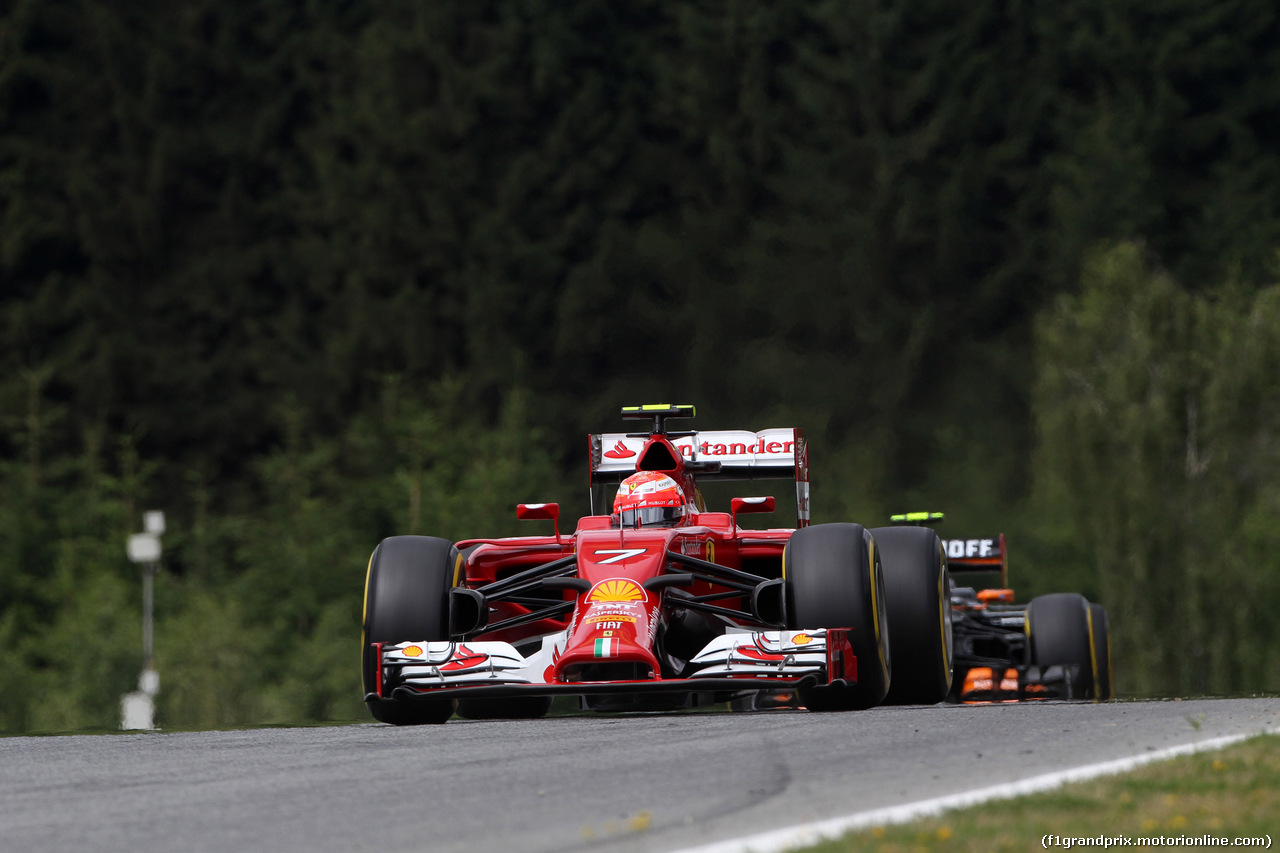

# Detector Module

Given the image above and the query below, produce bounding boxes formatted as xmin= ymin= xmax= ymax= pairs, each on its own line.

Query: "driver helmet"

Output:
xmin=612 ymin=471 xmax=687 ymax=528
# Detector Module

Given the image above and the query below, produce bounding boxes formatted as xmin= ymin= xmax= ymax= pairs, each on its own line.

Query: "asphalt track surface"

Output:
xmin=2 ymin=697 xmax=1277 ymax=853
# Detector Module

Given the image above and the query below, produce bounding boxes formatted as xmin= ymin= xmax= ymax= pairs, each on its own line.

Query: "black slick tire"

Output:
xmin=784 ymin=523 xmax=890 ymax=711
xmin=362 ymin=535 xmax=459 ymax=725
xmin=869 ymin=526 xmax=953 ymax=705
xmin=1025 ymin=592 xmax=1095 ymax=701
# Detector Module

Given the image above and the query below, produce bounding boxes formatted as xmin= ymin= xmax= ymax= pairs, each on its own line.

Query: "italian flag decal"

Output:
xmin=594 ymin=638 xmax=617 ymax=658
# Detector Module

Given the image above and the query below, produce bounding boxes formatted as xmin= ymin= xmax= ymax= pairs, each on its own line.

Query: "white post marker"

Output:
xmin=122 ymin=512 xmax=164 ymax=731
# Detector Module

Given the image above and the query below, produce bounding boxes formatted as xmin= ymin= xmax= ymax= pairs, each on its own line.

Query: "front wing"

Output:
xmin=366 ymin=629 xmax=856 ymax=703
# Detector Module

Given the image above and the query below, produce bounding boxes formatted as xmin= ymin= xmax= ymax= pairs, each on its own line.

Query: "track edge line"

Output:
xmin=668 ymin=726 xmax=1280 ymax=853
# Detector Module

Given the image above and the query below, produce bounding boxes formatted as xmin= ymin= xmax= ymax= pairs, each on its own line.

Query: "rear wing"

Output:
xmin=940 ymin=534 xmax=1008 ymax=588
xmin=589 ymin=428 xmax=810 ymax=527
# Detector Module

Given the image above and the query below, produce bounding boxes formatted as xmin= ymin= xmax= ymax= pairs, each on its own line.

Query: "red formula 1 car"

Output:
xmin=889 ymin=513 xmax=1114 ymax=703
xmin=360 ymin=405 xmax=954 ymax=724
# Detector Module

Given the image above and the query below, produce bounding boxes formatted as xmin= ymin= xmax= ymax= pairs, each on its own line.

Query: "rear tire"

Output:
xmin=870 ymin=526 xmax=953 ymax=705
xmin=1026 ymin=592 xmax=1094 ymax=701
xmin=362 ymin=536 xmax=459 ymax=725
xmin=784 ymin=523 xmax=890 ymax=711
xmin=1090 ymin=602 xmax=1114 ymax=701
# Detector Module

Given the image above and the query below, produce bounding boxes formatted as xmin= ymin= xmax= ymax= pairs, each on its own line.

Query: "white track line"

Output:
xmin=669 ymin=729 xmax=1278 ymax=853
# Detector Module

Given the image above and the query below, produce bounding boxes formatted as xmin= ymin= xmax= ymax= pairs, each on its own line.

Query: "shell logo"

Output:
xmin=587 ymin=579 xmax=646 ymax=604
xmin=403 ymin=645 xmax=424 ymax=657
xmin=792 ymin=634 xmax=812 ymax=646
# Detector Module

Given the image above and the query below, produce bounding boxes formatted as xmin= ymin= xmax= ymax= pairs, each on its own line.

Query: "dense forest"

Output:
xmin=3 ymin=0 xmax=1280 ymax=731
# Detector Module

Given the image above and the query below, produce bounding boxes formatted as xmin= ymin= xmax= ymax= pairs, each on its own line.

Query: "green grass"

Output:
xmin=802 ymin=734 xmax=1280 ymax=852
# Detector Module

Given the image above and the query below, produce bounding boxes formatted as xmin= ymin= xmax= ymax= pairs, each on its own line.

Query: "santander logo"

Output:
xmin=603 ymin=440 xmax=636 ymax=459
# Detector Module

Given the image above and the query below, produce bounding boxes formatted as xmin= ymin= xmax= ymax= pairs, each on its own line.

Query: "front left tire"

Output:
xmin=869 ymin=525 xmax=953 ymax=705
xmin=784 ymin=523 xmax=891 ymax=711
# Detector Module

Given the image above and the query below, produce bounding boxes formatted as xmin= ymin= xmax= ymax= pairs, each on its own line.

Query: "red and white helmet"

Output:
xmin=612 ymin=471 xmax=687 ymax=528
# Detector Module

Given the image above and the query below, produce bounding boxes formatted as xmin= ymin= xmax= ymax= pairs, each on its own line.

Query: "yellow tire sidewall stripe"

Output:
xmin=868 ymin=538 xmax=888 ymax=681
xmin=937 ymin=552 xmax=951 ymax=676
xmin=868 ymin=539 xmax=881 ymax=642
xmin=361 ymin=551 xmax=374 ymax=651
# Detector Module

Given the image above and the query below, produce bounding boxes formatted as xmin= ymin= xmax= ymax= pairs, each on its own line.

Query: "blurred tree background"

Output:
xmin=3 ymin=0 xmax=1280 ymax=731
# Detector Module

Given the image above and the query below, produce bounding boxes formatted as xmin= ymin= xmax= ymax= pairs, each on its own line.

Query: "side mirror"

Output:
xmin=517 ymin=503 xmax=561 ymax=542
xmin=730 ymin=496 xmax=775 ymax=529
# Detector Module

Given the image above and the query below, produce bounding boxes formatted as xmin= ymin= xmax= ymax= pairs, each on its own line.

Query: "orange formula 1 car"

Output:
xmin=890 ymin=513 xmax=1113 ymax=703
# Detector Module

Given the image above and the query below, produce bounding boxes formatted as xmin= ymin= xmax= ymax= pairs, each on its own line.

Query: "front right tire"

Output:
xmin=362 ymin=535 xmax=459 ymax=725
